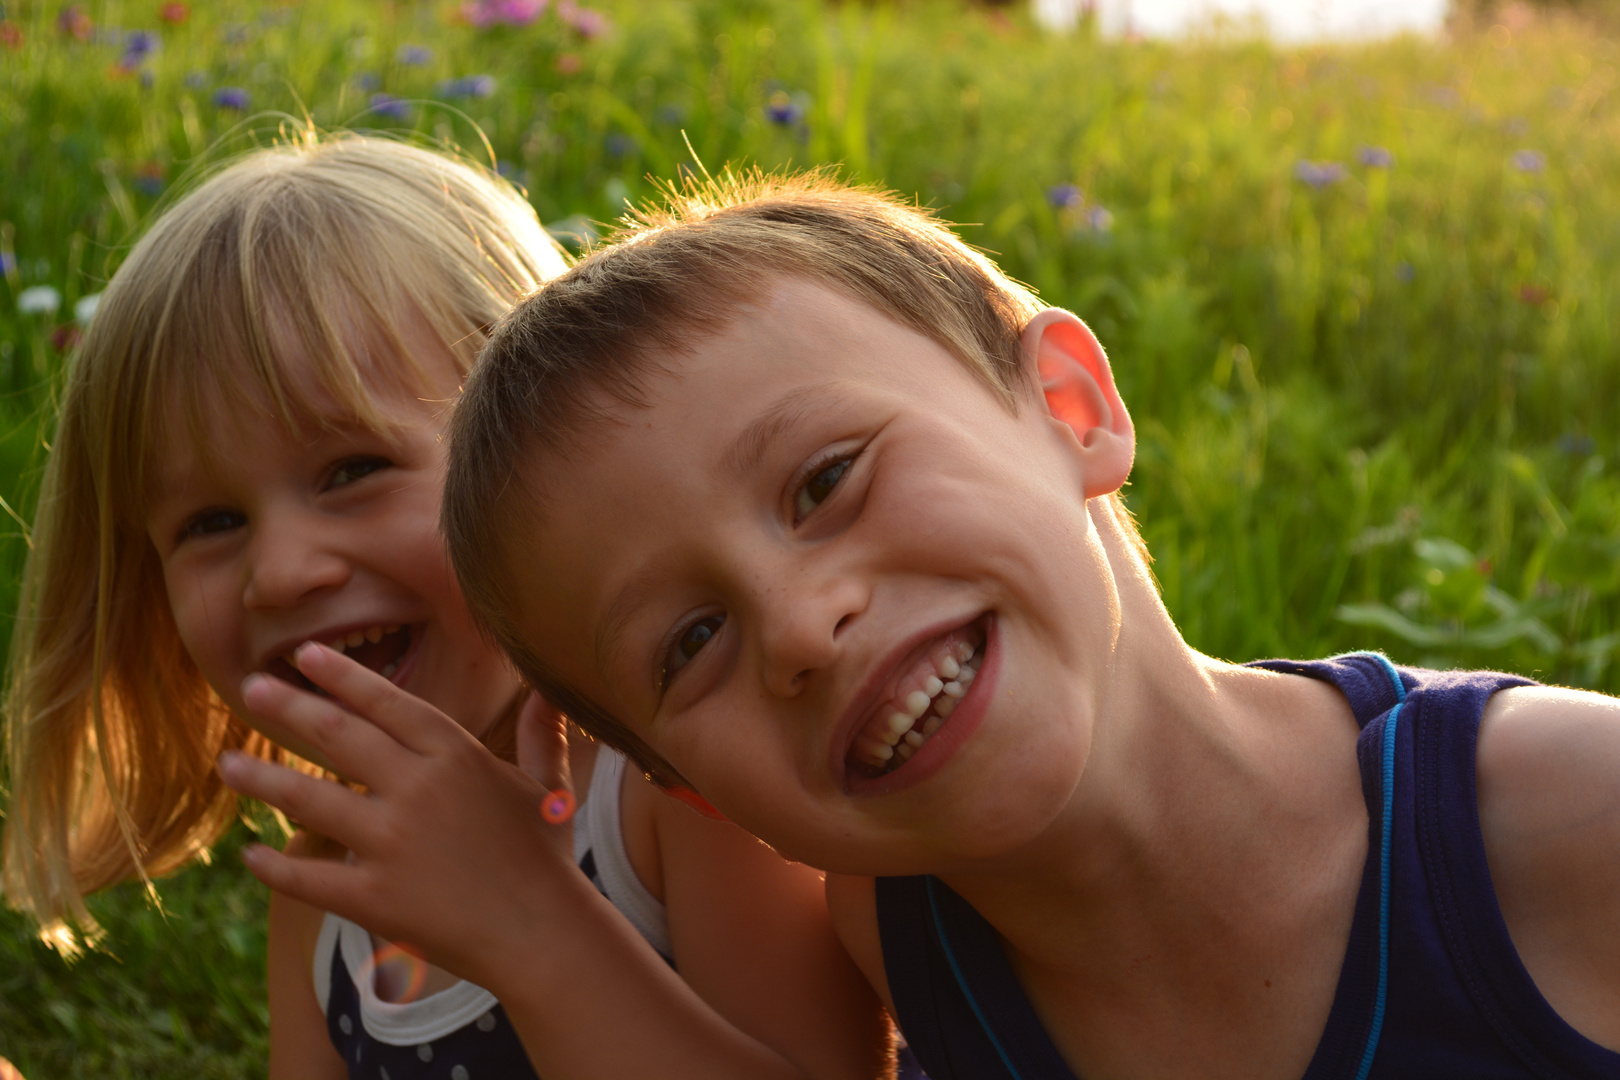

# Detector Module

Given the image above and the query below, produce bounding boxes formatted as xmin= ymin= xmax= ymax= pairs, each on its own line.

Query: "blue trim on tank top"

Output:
xmin=1354 ymin=652 xmax=1407 ymax=1080
xmin=925 ymin=876 xmax=1028 ymax=1080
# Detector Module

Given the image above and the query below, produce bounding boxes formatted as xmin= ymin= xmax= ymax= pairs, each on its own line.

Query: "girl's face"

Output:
xmin=145 ymin=336 xmax=518 ymax=763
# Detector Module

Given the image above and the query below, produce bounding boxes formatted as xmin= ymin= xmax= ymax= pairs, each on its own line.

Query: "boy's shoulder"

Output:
xmin=1476 ymin=684 xmax=1620 ymax=1048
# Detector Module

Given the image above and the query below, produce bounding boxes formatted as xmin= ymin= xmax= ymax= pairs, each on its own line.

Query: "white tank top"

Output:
xmin=312 ymin=746 xmax=671 ymax=1045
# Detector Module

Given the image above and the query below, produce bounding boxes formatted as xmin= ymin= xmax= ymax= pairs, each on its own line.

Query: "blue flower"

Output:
xmin=1047 ymin=184 xmax=1083 ymax=209
xmin=398 ymin=44 xmax=433 ymax=66
xmin=1512 ymin=149 xmax=1546 ymax=173
xmin=437 ymin=75 xmax=496 ymax=99
xmin=765 ymin=90 xmax=805 ymax=126
xmin=1356 ymin=145 xmax=1394 ymax=169
xmin=354 ymin=71 xmax=381 ymax=91
xmin=0 ymin=252 xmax=14 ymax=277
xmin=1084 ymin=205 xmax=1115 ymax=233
xmin=213 ymin=86 xmax=250 ymax=110
xmin=604 ymin=133 xmax=638 ymax=158
xmin=1294 ymin=160 xmax=1346 ymax=188
xmin=118 ymin=29 xmax=158 ymax=69
xmin=369 ymin=93 xmax=412 ymax=121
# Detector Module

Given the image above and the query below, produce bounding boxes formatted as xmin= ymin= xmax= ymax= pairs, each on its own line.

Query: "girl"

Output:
xmin=1 ymin=133 xmax=888 ymax=1079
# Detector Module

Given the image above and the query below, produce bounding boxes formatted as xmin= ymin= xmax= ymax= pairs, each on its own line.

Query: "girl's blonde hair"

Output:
xmin=2 ymin=130 xmax=567 ymax=948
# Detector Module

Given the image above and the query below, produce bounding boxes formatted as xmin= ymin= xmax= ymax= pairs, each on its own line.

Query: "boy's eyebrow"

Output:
xmin=595 ymin=564 xmax=667 ymax=682
xmin=722 ymin=381 xmax=853 ymax=478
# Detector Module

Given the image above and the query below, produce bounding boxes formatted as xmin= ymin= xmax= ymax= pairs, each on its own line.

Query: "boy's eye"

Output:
xmin=180 ymin=508 xmax=245 ymax=541
xmin=794 ymin=457 xmax=852 ymax=521
xmin=328 ymin=457 xmax=390 ymax=488
xmin=664 ymin=615 xmax=725 ymax=682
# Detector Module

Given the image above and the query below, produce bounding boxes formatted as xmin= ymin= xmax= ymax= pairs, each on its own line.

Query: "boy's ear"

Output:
xmin=1021 ymin=308 xmax=1134 ymax=498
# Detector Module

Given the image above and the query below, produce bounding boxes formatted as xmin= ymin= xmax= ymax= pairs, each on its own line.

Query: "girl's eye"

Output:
xmin=664 ymin=615 xmax=725 ymax=682
xmin=180 ymin=508 xmax=245 ymax=541
xmin=794 ymin=457 xmax=852 ymax=521
xmin=328 ymin=457 xmax=390 ymax=488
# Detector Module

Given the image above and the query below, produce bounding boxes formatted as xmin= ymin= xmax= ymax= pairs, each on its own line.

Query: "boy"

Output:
xmin=228 ymin=174 xmax=1620 ymax=1079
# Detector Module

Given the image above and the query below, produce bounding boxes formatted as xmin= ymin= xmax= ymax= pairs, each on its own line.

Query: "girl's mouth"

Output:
xmin=266 ymin=624 xmax=415 ymax=694
xmin=846 ymin=620 xmax=987 ymax=779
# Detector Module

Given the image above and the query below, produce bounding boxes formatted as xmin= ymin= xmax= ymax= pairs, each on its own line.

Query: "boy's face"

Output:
xmin=510 ymin=279 xmax=1125 ymax=874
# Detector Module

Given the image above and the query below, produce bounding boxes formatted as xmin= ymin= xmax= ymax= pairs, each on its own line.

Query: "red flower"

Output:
xmin=1517 ymin=284 xmax=1551 ymax=306
xmin=0 ymin=21 xmax=23 ymax=49
xmin=50 ymin=323 xmax=83 ymax=352
xmin=160 ymin=2 xmax=191 ymax=24
xmin=57 ymin=5 xmax=92 ymax=40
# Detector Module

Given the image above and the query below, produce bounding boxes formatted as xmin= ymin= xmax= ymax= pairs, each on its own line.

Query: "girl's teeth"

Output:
xmin=932 ymin=696 xmax=956 ymax=719
xmin=958 ymin=664 xmax=977 ymax=686
xmin=942 ymin=680 xmax=964 ymax=699
xmin=381 ymin=661 xmax=398 ymax=679
xmin=366 ymin=626 xmax=384 ymax=643
xmin=923 ymin=675 xmax=944 ymax=697
xmin=886 ymin=712 xmax=913 ymax=740
xmin=905 ymin=690 xmax=931 ymax=719
xmin=939 ymin=656 xmax=960 ymax=679
xmin=345 ymin=630 xmax=366 ymax=648
xmin=903 ymin=730 xmax=925 ymax=749
xmin=894 ymin=741 xmax=918 ymax=762
xmin=922 ymin=715 xmax=944 ymax=735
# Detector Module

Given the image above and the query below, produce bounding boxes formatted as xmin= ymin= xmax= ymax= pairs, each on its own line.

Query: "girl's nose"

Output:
xmin=242 ymin=513 xmax=352 ymax=609
xmin=757 ymin=569 xmax=869 ymax=698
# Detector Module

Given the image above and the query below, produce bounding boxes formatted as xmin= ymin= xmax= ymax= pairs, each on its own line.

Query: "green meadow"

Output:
xmin=2 ymin=0 xmax=1618 ymax=1073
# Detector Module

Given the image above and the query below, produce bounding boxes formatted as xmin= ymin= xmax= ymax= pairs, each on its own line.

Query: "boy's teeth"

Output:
xmin=366 ymin=626 xmax=383 ymax=644
xmin=851 ymin=636 xmax=985 ymax=774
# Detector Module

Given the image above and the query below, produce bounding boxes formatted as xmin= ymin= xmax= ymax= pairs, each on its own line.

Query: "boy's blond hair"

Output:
xmin=2 ymin=131 xmax=567 ymax=947
xmin=445 ymin=169 xmax=1145 ymax=787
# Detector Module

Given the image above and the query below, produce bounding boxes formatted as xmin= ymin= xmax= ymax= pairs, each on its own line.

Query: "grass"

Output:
xmin=2 ymin=0 xmax=1618 ymax=1073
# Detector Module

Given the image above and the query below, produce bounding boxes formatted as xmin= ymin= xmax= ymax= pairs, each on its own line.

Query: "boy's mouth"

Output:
xmin=265 ymin=624 xmax=415 ymax=694
xmin=846 ymin=620 xmax=987 ymax=779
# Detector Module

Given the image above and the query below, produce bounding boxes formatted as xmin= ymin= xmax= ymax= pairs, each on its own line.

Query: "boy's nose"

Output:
xmin=242 ymin=516 xmax=351 ymax=609
xmin=756 ymin=570 xmax=868 ymax=698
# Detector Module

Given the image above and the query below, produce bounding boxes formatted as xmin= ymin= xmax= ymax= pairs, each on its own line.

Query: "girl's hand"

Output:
xmin=219 ymin=641 xmax=592 ymax=989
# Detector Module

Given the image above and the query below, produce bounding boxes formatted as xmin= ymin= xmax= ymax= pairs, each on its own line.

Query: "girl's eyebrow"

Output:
xmin=721 ymin=381 xmax=855 ymax=478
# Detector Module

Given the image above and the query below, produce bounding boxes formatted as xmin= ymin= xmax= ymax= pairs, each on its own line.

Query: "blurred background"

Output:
xmin=2 ymin=0 xmax=1618 ymax=1073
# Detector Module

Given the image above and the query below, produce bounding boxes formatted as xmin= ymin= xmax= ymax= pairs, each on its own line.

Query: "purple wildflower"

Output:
xmin=437 ymin=75 xmax=496 ymax=99
xmin=564 ymin=5 xmax=609 ymax=38
xmin=212 ymin=86 xmax=250 ymax=110
xmin=1084 ymin=206 xmax=1115 ymax=233
xmin=0 ymin=252 xmax=14 ymax=276
xmin=1511 ymin=149 xmax=1546 ymax=173
xmin=354 ymin=72 xmax=381 ymax=91
xmin=765 ymin=90 xmax=805 ymax=126
xmin=1047 ymin=184 xmax=1083 ymax=210
xmin=397 ymin=44 xmax=433 ymax=66
xmin=369 ymin=93 xmax=413 ymax=121
xmin=1294 ymin=160 xmax=1346 ymax=188
xmin=461 ymin=0 xmax=546 ymax=28
xmin=118 ymin=29 xmax=158 ymax=70
xmin=1356 ymin=145 xmax=1394 ymax=169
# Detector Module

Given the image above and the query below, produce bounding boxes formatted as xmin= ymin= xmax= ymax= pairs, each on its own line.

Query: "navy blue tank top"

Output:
xmin=875 ymin=653 xmax=1620 ymax=1079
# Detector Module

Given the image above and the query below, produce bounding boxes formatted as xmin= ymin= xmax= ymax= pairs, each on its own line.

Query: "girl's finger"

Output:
xmin=239 ymin=842 xmax=368 ymax=922
xmin=291 ymin=642 xmax=475 ymax=756
xmin=241 ymin=670 xmax=413 ymax=786
xmin=516 ymin=693 xmax=572 ymax=792
xmin=217 ymin=750 xmax=377 ymax=852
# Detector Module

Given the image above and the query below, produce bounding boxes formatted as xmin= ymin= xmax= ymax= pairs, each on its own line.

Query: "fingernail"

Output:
xmin=217 ymin=749 xmax=244 ymax=778
xmin=241 ymin=673 xmax=274 ymax=709
xmin=294 ymin=641 xmax=323 ymax=669
xmin=240 ymin=843 xmax=266 ymax=865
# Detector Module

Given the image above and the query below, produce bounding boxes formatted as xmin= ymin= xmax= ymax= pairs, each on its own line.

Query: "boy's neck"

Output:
xmin=928 ymin=499 xmax=1366 ymax=1031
